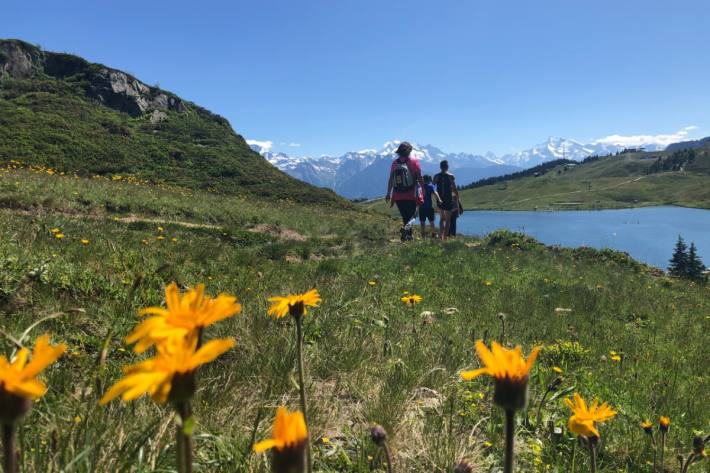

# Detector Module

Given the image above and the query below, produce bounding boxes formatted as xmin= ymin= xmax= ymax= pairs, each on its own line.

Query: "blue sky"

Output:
xmin=4 ymin=0 xmax=709 ymax=156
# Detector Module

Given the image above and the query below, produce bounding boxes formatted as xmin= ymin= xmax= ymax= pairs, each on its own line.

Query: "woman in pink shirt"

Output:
xmin=385 ymin=142 xmax=425 ymax=241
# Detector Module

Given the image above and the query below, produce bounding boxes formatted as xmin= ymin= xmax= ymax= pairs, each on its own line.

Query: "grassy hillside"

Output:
xmin=0 ymin=39 xmax=341 ymax=205
xmin=1 ymin=164 xmax=708 ymax=472
xmin=457 ymin=146 xmax=710 ymax=210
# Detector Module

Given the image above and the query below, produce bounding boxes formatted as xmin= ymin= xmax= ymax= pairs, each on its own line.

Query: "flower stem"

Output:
xmin=659 ymin=432 xmax=665 ymax=473
xmin=504 ymin=409 xmax=515 ymax=473
xmin=175 ymin=402 xmax=193 ymax=473
xmin=2 ymin=423 xmax=17 ymax=473
xmin=295 ymin=315 xmax=313 ymax=473
xmin=382 ymin=442 xmax=393 ymax=473
xmin=588 ymin=442 xmax=597 ymax=473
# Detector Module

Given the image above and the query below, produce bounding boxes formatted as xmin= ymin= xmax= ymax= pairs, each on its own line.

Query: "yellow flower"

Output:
xmin=157 ymin=226 xmax=164 ymax=232
xmin=610 ymin=354 xmax=621 ymax=362
xmin=609 ymin=350 xmax=617 ymax=357
xmin=367 ymin=280 xmax=377 ymax=286
xmin=254 ymin=406 xmax=308 ymax=453
xmin=400 ymin=294 xmax=422 ymax=306
xmin=100 ymin=336 xmax=234 ymax=405
xmin=0 ymin=334 xmax=66 ymax=413
xmin=267 ymin=289 xmax=321 ymax=319
xmin=461 ymin=340 xmax=539 ymax=410
xmin=171 ymin=238 xmax=178 ymax=243
xmin=321 ymin=437 xmax=330 ymax=444
xmin=54 ymin=233 xmax=65 ymax=239
xmin=552 ymin=366 xmax=563 ymax=374
xmin=126 ymin=283 xmax=241 ymax=352
xmin=565 ymin=393 xmax=616 ymax=438
xmin=659 ymin=416 xmax=670 ymax=432
xmin=156 ymin=235 xmax=165 ymax=241
xmin=484 ymin=280 xmax=493 ymax=286
xmin=81 ymin=239 xmax=90 ymax=245
xmin=641 ymin=420 xmax=653 ymax=434
xmin=461 ymin=340 xmax=539 ymax=383
xmin=74 ymin=415 xmax=82 ymax=423
xmin=50 ymin=228 xmax=60 ymax=233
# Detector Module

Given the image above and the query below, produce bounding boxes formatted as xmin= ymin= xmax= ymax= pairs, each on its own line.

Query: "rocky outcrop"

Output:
xmin=0 ymin=39 xmax=185 ymax=117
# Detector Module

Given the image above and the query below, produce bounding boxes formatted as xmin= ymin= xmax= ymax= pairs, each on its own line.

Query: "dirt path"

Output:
xmin=0 ymin=206 xmax=221 ymax=229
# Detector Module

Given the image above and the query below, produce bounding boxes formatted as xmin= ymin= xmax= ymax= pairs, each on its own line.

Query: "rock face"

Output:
xmin=0 ymin=39 xmax=185 ymax=117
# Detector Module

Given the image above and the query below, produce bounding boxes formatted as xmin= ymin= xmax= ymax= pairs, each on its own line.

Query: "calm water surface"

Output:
xmin=456 ymin=206 xmax=710 ymax=269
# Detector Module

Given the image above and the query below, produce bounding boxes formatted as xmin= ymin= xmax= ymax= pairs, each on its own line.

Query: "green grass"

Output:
xmin=1 ymin=166 xmax=708 ymax=472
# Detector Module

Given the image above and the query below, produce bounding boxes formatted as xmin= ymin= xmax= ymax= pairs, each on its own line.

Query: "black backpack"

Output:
xmin=392 ymin=158 xmax=415 ymax=193
xmin=436 ymin=172 xmax=453 ymax=201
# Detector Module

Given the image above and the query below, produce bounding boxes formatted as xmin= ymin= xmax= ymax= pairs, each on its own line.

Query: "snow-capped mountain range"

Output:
xmin=251 ymin=138 xmax=666 ymax=199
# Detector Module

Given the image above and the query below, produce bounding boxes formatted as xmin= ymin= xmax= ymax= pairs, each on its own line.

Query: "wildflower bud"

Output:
xmin=453 ymin=460 xmax=473 ymax=473
xmin=493 ymin=377 xmax=529 ymax=411
xmin=659 ymin=416 xmax=670 ymax=433
xmin=168 ymin=372 xmax=196 ymax=404
xmin=289 ymin=301 xmax=306 ymax=320
xmin=548 ymin=376 xmax=563 ymax=391
xmin=370 ymin=425 xmax=388 ymax=447
xmin=692 ymin=436 xmax=706 ymax=457
xmin=0 ymin=390 xmax=32 ymax=424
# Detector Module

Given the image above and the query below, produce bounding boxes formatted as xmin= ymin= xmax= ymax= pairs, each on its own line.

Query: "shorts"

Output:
xmin=438 ymin=201 xmax=454 ymax=212
xmin=419 ymin=207 xmax=435 ymax=222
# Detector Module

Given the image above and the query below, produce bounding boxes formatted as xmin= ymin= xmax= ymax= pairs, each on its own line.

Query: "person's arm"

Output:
xmin=433 ymin=190 xmax=442 ymax=204
xmin=452 ymin=175 xmax=459 ymax=199
xmin=385 ymin=169 xmax=394 ymax=202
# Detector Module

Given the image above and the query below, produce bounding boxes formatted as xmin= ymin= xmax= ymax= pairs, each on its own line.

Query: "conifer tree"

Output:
xmin=686 ymin=242 xmax=706 ymax=280
xmin=668 ymin=235 xmax=688 ymax=277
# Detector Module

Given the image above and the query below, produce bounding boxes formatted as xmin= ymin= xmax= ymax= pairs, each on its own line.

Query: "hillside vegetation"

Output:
xmin=0 ymin=39 xmax=341 ymax=205
xmin=458 ymin=145 xmax=710 ymax=210
xmin=1 ymin=163 xmax=708 ymax=472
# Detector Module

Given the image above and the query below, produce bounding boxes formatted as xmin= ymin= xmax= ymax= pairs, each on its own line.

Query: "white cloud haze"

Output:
xmin=245 ymin=139 xmax=272 ymax=152
xmin=593 ymin=126 xmax=699 ymax=148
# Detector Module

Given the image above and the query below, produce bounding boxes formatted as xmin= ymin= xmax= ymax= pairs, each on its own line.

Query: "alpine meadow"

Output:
xmin=1 ymin=17 xmax=709 ymax=473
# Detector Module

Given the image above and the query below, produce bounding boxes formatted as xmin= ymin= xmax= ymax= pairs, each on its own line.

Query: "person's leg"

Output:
xmin=439 ymin=209 xmax=450 ymax=239
xmin=395 ymin=201 xmax=409 ymax=225
xmin=449 ymin=213 xmax=457 ymax=236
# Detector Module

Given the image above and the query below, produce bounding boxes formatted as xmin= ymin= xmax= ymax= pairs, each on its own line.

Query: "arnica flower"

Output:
xmin=50 ymin=228 xmax=60 ymax=234
xmin=460 ymin=340 xmax=539 ymax=411
xmin=126 ymin=282 xmax=241 ymax=352
xmin=659 ymin=416 xmax=670 ymax=432
xmin=0 ymin=334 xmax=66 ymax=423
xmin=400 ymin=294 xmax=422 ymax=307
xmin=100 ymin=336 xmax=234 ymax=405
xmin=254 ymin=407 xmax=308 ymax=473
xmin=54 ymin=233 xmax=65 ymax=239
xmin=610 ymin=354 xmax=622 ymax=362
xmin=81 ymin=239 xmax=90 ymax=245
xmin=641 ymin=420 xmax=653 ymax=434
xmin=565 ymin=393 xmax=617 ymax=438
xmin=267 ymin=289 xmax=321 ymax=319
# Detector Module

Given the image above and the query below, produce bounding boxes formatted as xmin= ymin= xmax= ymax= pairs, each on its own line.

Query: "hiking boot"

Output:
xmin=400 ymin=227 xmax=407 ymax=242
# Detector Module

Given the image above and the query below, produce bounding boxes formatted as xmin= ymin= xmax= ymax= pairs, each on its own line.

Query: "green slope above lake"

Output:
xmin=0 ymin=39 xmax=343 ymax=205
xmin=458 ymin=145 xmax=710 ymax=210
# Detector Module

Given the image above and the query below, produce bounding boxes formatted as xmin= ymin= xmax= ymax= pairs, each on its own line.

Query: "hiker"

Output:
xmin=419 ymin=175 xmax=440 ymax=238
xmin=448 ymin=198 xmax=464 ymax=237
xmin=433 ymin=160 xmax=459 ymax=240
xmin=385 ymin=142 xmax=425 ymax=241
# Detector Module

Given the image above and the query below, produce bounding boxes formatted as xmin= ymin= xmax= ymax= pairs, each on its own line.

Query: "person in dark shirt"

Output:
xmin=418 ymin=175 xmax=441 ymax=238
xmin=433 ymin=160 xmax=459 ymax=240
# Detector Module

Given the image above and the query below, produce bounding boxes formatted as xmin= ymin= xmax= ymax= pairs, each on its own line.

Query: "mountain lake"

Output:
xmin=456 ymin=206 xmax=710 ymax=269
